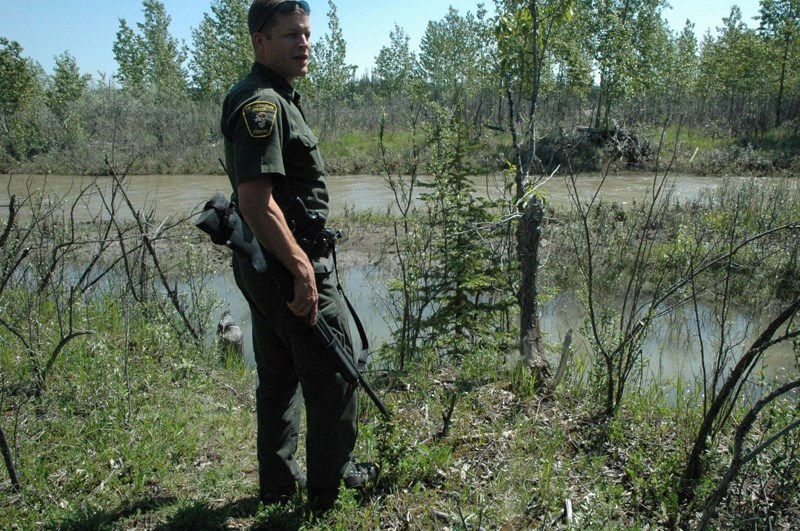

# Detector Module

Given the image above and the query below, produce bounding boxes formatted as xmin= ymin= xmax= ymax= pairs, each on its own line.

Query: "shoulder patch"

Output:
xmin=242 ymin=101 xmax=277 ymax=138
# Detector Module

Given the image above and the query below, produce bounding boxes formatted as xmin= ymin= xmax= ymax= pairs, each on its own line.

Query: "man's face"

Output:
xmin=255 ymin=10 xmax=311 ymax=83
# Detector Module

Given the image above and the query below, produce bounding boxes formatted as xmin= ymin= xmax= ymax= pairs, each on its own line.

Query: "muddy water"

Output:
xmin=3 ymin=173 xmax=795 ymax=385
xmin=210 ymin=264 xmax=796 ymax=388
xmin=0 ymin=172 xmax=748 ymax=220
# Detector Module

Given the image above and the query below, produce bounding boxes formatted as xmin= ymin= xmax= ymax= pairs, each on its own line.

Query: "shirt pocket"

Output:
xmin=285 ymin=131 xmax=324 ymax=178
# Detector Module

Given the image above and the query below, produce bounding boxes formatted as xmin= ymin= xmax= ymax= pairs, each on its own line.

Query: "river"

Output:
xmin=1 ymin=172 xmax=796 ymax=386
xmin=0 ymin=172 xmax=749 ymax=221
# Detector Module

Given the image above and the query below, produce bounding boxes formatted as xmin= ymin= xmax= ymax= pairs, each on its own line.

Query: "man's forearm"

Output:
xmin=259 ymin=199 xmax=313 ymax=278
xmin=237 ymin=177 xmax=311 ymax=279
xmin=237 ymin=176 xmax=318 ymax=322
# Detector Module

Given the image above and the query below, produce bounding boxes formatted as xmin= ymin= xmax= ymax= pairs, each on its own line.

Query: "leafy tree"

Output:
xmin=632 ymin=10 xmax=673 ymax=100
xmin=46 ymin=52 xmax=91 ymax=123
xmin=697 ymin=7 xmax=771 ymax=136
xmin=495 ymin=0 xmax=571 ymax=118
xmin=547 ymin=3 xmax=594 ymax=98
xmin=638 ymin=19 xmax=701 ymax=125
xmin=113 ymin=21 xmax=147 ymax=92
xmin=113 ymin=0 xmax=188 ymax=99
xmin=0 ymin=38 xmax=39 ymax=115
xmin=0 ymin=38 xmax=45 ymax=163
xmin=671 ymin=20 xmax=700 ymax=100
xmin=582 ymin=0 xmax=667 ymax=128
xmin=373 ymin=24 xmax=421 ymax=101
xmin=190 ymin=0 xmax=251 ymax=101
xmin=305 ymin=0 xmax=356 ymax=131
xmin=419 ymin=6 xmax=492 ymax=116
xmin=758 ymin=0 xmax=800 ymax=126
xmin=43 ymin=52 xmax=91 ymax=149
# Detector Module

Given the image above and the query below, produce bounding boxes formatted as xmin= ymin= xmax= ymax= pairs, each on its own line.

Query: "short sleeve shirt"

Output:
xmin=221 ymin=62 xmax=329 ymax=218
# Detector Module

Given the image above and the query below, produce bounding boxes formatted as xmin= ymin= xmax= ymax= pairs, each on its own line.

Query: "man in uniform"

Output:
xmin=220 ymin=0 xmax=376 ymax=513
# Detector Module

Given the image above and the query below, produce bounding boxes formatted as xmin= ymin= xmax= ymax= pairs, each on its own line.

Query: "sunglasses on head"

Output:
xmin=256 ymin=1 xmax=311 ymax=33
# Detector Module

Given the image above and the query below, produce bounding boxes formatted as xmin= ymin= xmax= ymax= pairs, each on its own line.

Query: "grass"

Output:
xmin=3 ymin=320 xmax=798 ymax=530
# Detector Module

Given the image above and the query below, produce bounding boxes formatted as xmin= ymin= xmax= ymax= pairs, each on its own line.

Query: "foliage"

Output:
xmin=2 ymin=0 xmax=800 ymax=174
xmin=0 ymin=178 xmax=799 ymax=529
xmin=697 ymin=7 xmax=774 ymax=138
xmin=0 ymin=38 xmax=39 ymax=115
xmin=494 ymin=0 xmax=584 ymax=104
xmin=494 ymin=0 xmax=582 ymax=368
xmin=190 ymin=0 xmax=251 ymax=101
xmin=758 ymin=0 xmax=800 ymax=127
xmin=419 ymin=5 xmax=493 ymax=114
xmin=3 ymin=320 xmax=796 ymax=528
xmin=44 ymin=52 xmax=92 ymax=149
xmin=581 ymin=0 xmax=669 ymax=128
xmin=379 ymin=102 xmax=513 ymax=368
xmin=0 ymin=38 xmax=45 ymax=165
xmin=112 ymin=0 xmax=189 ymax=100
xmin=1 ymin=2 xmax=800 ymax=524
xmin=560 ymin=169 xmax=800 ymax=419
xmin=373 ymin=25 xmax=422 ymax=102
xmin=304 ymin=0 xmax=356 ymax=134
xmin=553 ymin=166 xmax=800 ymax=525
xmin=416 ymin=105 xmax=510 ymax=358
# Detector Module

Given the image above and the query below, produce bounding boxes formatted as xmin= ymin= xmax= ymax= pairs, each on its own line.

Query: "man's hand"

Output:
xmin=287 ymin=262 xmax=318 ymax=325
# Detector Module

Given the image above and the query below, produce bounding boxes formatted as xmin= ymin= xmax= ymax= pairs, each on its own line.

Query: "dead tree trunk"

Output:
xmin=517 ymin=194 xmax=546 ymax=372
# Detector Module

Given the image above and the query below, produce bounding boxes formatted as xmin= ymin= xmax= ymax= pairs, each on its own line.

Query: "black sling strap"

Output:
xmin=330 ymin=245 xmax=371 ymax=373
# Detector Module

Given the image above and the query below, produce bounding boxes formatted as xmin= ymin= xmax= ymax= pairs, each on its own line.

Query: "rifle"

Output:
xmin=269 ymin=261 xmax=390 ymax=419
xmin=196 ymin=194 xmax=390 ymax=418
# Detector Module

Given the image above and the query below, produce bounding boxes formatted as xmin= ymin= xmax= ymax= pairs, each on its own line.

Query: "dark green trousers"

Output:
xmin=232 ymin=254 xmax=358 ymax=495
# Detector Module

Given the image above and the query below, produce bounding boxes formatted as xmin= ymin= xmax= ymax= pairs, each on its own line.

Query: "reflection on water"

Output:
xmin=208 ymin=265 xmax=797 ymax=387
xmin=540 ymin=292 xmax=796 ymax=386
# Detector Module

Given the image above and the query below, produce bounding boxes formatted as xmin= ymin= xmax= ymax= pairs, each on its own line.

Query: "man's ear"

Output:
xmin=256 ymin=29 xmax=273 ymax=44
xmin=252 ymin=31 xmax=269 ymax=59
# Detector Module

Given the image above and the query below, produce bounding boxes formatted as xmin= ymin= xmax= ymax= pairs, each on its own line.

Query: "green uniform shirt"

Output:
xmin=221 ymin=62 xmax=329 ymax=218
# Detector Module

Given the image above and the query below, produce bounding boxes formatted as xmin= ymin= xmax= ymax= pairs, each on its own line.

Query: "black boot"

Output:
xmin=260 ymin=474 xmax=306 ymax=506
xmin=343 ymin=462 xmax=379 ymax=488
xmin=306 ymin=463 xmax=379 ymax=515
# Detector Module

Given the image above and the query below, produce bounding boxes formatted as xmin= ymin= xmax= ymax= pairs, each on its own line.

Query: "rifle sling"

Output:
xmin=331 ymin=245 xmax=370 ymax=373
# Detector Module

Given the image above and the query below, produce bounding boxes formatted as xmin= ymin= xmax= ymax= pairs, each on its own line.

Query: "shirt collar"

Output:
xmin=251 ymin=62 xmax=300 ymax=104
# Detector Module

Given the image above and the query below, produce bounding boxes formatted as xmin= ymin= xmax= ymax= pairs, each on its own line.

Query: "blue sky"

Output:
xmin=0 ymin=0 xmax=762 ymax=79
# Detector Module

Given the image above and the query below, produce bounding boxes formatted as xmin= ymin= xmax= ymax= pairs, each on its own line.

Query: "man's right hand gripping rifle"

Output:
xmin=196 ymin=181 xmax=390 ymax=418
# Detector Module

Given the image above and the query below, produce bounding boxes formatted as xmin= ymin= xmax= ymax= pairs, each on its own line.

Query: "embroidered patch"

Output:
xmin=242 ymin=101 xmax=277 ymax=138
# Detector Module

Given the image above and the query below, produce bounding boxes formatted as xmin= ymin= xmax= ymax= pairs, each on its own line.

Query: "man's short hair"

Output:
xmin=248 ymin=0 xmax=308 ymax=36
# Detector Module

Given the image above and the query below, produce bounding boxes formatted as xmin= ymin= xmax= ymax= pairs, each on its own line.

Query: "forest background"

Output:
xmin=1 ymin=0 xmax=799 ymax=177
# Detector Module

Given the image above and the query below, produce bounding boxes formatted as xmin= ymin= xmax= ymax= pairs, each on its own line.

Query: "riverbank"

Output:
xmin=3 ymin=126 xmax=799 ymax=179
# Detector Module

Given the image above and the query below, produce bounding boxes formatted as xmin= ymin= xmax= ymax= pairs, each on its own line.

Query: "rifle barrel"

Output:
xmin=313 ymin=317 xmax=390 ymax=418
